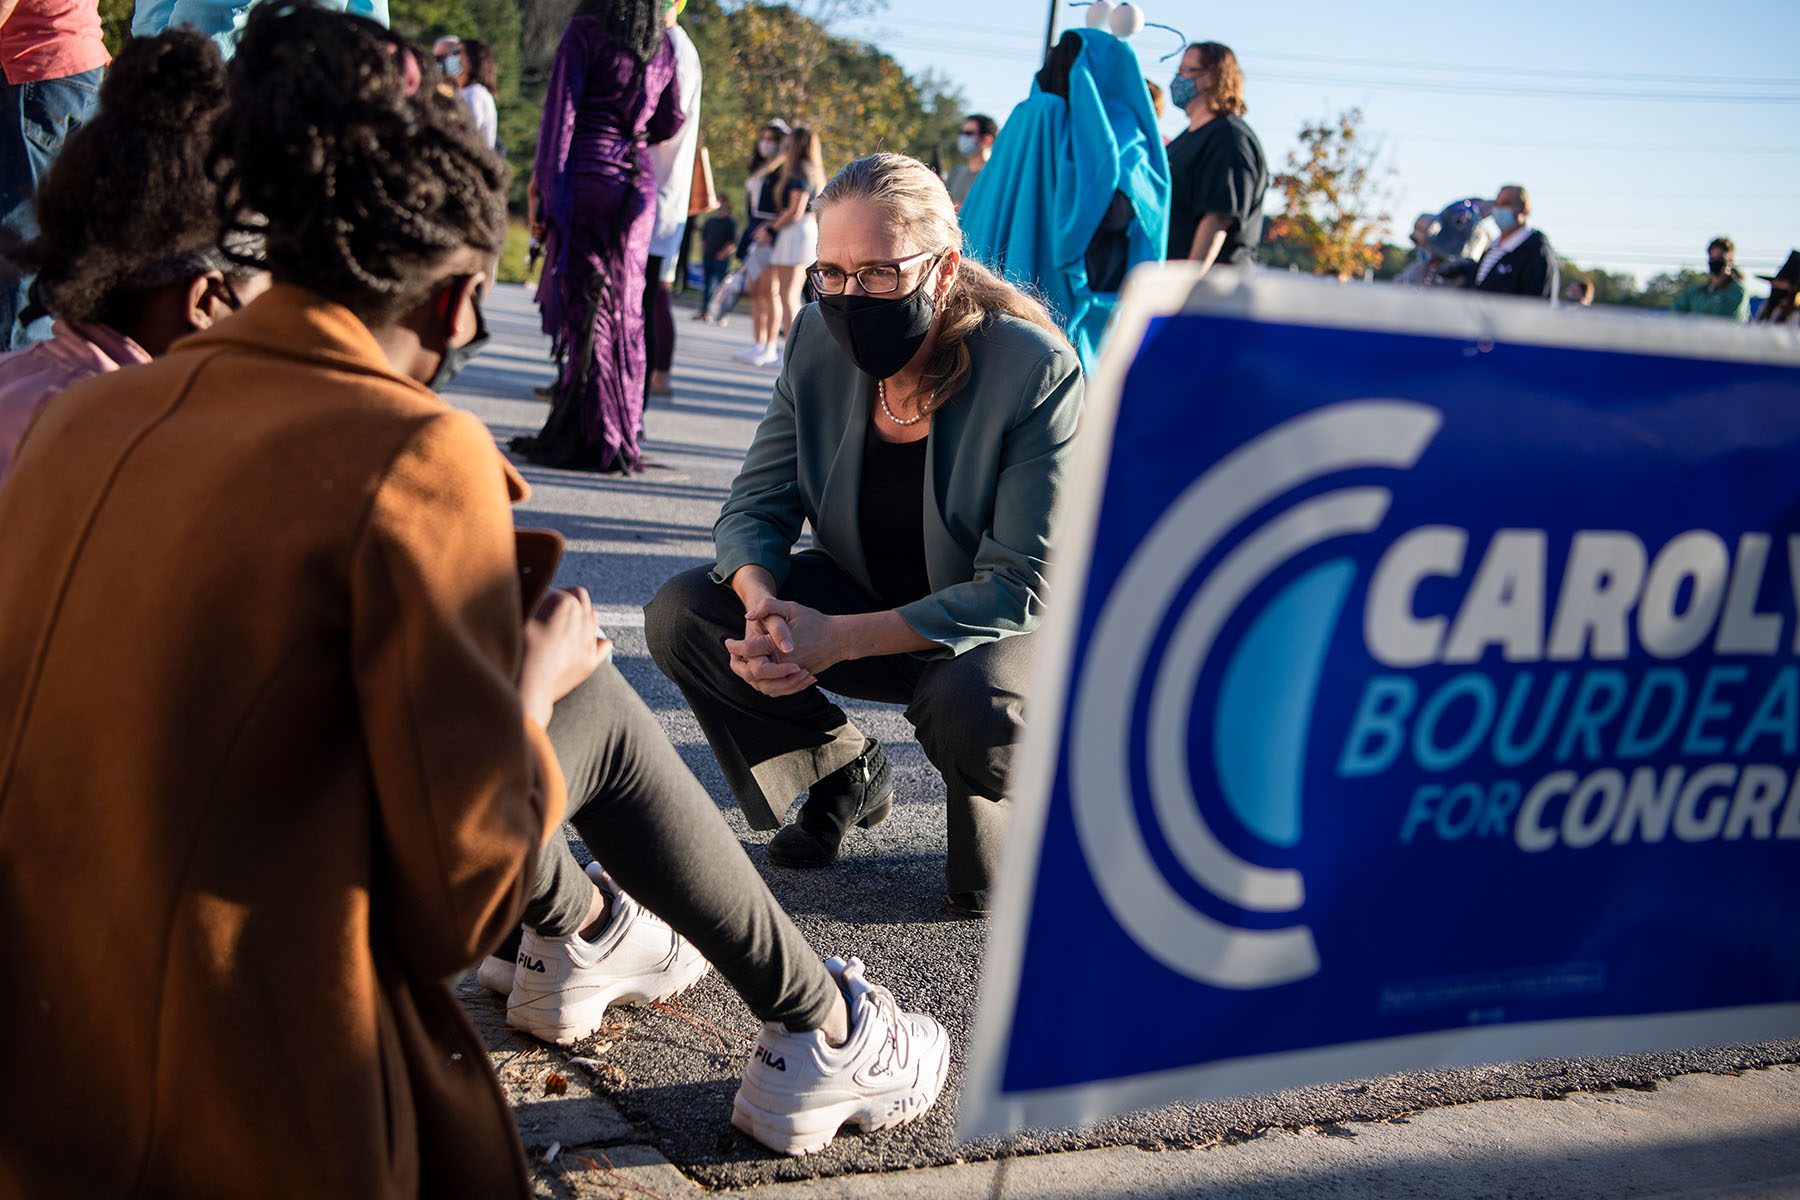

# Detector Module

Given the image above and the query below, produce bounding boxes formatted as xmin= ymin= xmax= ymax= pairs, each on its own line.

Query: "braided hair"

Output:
xmin=575 ymin=0 xmax=663 ymax=65
xmin=213 ymin=4 xmax=508 ymax=323
xmin=3 ymin=29 xmax=233 ymax=327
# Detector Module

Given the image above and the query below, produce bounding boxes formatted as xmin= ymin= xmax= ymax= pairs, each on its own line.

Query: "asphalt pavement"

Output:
xmin=450 ymin=283 xmax=1800 ymax=1195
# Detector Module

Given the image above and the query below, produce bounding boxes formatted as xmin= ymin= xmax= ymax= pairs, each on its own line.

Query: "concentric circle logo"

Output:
xmin=1069 ymin=401 xmax=1443 ymax=989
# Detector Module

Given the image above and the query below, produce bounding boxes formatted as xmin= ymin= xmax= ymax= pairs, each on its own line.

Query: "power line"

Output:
xmin=1255 ymin=71 xmax=1800 ymax=105
xmin=1389 ymin=136 xmax=1800 ymax=156
xmin=870 ymin=20 xmax=1800 ymax=91
xmin=1559 ymin=251 xmax=1787 ymax=266
xmin=1245 ymin=49 xmax=1799 ymax=90
xmin=853 ymin=31 xmax=1800 ymax=105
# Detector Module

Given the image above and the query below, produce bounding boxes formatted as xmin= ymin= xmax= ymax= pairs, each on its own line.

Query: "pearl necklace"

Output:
xmin=878 ymin=379 xmax=929 ymax=427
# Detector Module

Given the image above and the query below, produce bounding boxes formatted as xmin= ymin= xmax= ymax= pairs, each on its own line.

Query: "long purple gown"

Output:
xmin=515 ymin=19 xmax=682 ymax=472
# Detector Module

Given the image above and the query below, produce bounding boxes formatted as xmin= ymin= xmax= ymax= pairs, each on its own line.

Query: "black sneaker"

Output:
xmin=767 ymin=740 xmax=893 ymax=868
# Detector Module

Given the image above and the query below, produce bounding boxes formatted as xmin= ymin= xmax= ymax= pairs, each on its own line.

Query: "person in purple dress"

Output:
xmin=513 ymin=0 xmax=682 ymax=473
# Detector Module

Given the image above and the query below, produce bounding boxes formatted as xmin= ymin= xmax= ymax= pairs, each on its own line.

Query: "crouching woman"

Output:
xmin=648 ymin=152 xmax=1082 ymax=915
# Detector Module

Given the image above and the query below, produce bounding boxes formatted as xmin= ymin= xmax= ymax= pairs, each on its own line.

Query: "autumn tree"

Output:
xmin=684 ymin=0 xmax=961 ymax=209
xmin=1267 ymin=107 xmax=1391 ymax=281
xmin=94 ymin=0 xmax=961 ymax=231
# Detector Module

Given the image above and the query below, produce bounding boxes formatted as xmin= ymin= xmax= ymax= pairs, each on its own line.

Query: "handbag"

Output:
xmin=688 ymin=145 xmax=719 ymax=217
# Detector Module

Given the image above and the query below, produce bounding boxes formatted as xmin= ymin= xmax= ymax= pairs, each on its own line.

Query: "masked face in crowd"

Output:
xmin=425 ymin=272 xmax=490 ymax=392
xmin=1708 ymin=247 xmax=1732 ymax=276
xmin=1170 ymin=49 xmax=1208 ymax=113
xmin=432 ymin=38 xmax=460 ymax=79
xmin=1490 ymin=188 xmax=1525 ymax=233
xmin=811 ymin=197 xmax=959 ymax=380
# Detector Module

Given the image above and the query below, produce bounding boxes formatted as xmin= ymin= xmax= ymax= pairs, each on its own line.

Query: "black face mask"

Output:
xmin=1708 ymin=256 xmax=1728 ymax=275
xmin=815 ymin=267 xmax=939 ymax=380
xmin=429 ymin=285 xmax=490 ymax=392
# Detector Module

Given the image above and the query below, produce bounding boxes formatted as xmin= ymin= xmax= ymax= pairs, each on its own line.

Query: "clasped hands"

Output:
xmin=726 ymin=596 xmax=844 ymax=698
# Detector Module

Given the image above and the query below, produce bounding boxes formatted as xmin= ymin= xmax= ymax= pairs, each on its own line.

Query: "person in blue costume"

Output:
xmin=131 ymin=0 xmax=388 ymax=57
xmin=958 ymin=26 xmax=1169 ymax=370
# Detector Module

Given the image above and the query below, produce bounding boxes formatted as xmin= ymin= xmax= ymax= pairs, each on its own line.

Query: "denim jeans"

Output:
xmin=0 ymin=67 xmax=104 ymax=351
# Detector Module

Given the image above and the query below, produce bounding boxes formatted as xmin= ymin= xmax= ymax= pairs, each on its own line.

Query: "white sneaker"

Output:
xmin=475 ymin=954 xmax=515 ymax=995
xmin=731 ymin=956 xmax=950 ymax=1156
xmin=755 ymin=345 xmax=783 ymax=368
xmin=732 ymin=342 xmax=768 ymax=363
xmin=505 ymin=864 xmax=710 ymax=1045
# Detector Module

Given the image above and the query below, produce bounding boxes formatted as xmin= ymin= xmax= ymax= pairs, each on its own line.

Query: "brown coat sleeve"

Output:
xmin=350 ymin=409 xmax=566 ymax=982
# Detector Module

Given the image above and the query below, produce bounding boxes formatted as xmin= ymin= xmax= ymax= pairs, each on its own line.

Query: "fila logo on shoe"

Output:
xmin=517 ymin=954 xmax=548 ymax=973
xmin=753 ymin=1046 xmax=787 ymax=1072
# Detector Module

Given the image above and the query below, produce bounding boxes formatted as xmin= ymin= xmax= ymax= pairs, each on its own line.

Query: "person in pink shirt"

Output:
xmin=0 ymin=29 xmax=268 ymax=482
xmin=0 ymin=323 xmax=149 ymax=480
xmin=0 ymin=0 xmax=109 ymax=350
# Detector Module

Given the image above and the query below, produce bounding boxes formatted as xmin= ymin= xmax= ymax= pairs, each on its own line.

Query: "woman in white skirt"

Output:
xmin=734 ymin=121 xmax=787 ymax=366
xmin=754 ymin=125 xmax=824 ymax=369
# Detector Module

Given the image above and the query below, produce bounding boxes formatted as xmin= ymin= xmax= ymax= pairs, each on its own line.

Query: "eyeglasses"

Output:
xmin=807 ymin=251 xmax=939 ymax=296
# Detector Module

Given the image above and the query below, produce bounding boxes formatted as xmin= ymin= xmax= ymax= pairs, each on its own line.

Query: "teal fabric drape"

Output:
xmin=959 ymin=28 xmax=1171 ymax=370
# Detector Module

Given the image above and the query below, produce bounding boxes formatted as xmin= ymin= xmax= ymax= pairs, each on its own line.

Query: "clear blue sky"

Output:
xmin=835 ymin=0 xmax=1800 ymax=292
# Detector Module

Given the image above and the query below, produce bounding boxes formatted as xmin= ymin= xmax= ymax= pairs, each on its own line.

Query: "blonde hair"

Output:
xmin=813 ymin=152 xmax=1068 ymax=413
xmin=778 ymin=124 xmax=826 ymax=193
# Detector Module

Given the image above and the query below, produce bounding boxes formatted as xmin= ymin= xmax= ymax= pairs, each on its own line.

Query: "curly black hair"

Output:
xmin=575 ymin=0 xmax=664 ymax=65
xmin=213 ymin=3 xmax=508 ymax=323
xmin=3 ymin=29 xmax=231 ymax=328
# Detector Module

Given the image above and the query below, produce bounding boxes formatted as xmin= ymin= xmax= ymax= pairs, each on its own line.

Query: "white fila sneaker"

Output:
xmin=505 ymin=864 xmax=710 ymax=1045
xmin=731 ymin=956 xmax=950 ymax=1156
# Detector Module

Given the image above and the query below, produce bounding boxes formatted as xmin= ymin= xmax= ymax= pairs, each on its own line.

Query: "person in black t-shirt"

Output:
xmin=1164 ymin=41 xmax=1267 ymax=275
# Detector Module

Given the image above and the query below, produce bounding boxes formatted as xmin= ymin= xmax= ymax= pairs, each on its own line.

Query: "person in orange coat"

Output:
xmin=0 ymin=20 xmax=573 ymax=1200
xmin=0 ymin=9 xmax=947 ymax=1192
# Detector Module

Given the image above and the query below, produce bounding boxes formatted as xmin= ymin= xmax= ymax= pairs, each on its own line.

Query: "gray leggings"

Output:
xmin=506 ymin=662 xmax=837 ymax=1032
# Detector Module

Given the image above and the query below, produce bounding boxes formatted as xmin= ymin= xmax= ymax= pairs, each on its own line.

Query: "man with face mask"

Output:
xmin=944 ymin=113 xmax=996 ymax=212
xmin=1672 ymin=237 xmax=1750 ymax=322
xmin=1469 ymin=184 xmax=1557 ymax=300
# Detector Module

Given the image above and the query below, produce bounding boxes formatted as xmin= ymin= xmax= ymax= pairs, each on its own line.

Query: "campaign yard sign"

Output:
xmin=960 ymin=268 xmax=1800 ymax=1139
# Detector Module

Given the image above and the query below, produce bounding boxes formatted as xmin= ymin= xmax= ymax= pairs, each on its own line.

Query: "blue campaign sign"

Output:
xmin=960 ymin=268 xmax=1800 ymax=1138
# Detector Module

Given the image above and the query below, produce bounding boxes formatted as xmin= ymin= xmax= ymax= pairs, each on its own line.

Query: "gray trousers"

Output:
xmin=644 ymin=554 xmax=1034 ymax=896
xmin=511 ymin=662 xmax=837 ymax=1032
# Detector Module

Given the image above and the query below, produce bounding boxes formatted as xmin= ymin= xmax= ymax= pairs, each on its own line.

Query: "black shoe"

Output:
xmin=946 ymin=891 xmax=991 ymax=918
xmin=766 ymin=740 xmax=893 ymax=868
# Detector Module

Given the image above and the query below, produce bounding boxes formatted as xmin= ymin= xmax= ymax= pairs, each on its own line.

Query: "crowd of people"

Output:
xmin=1 ymin=0 xmax=1796 ymax=1193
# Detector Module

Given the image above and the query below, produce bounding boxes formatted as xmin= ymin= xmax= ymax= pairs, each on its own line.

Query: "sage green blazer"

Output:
xmin=711 ymin=303 xmax=1084 ymax=656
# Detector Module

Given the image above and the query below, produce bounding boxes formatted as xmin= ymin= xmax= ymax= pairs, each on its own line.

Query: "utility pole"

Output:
xmin=1043 ymin=0 xmax=1058 ymax=64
